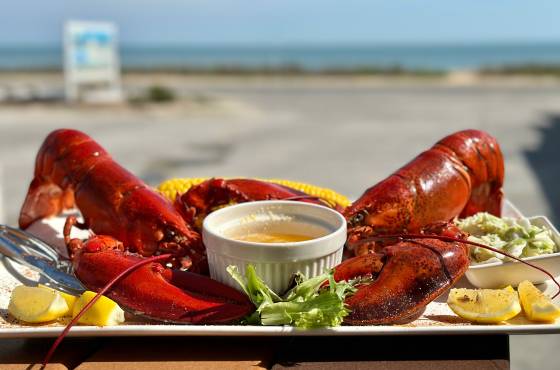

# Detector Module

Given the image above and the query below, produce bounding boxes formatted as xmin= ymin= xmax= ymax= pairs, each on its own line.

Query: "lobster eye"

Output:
xmin=350 ymin=210 xmax=368 ymax=225
xmin=164 ymin=229 xmax=176 ymax=240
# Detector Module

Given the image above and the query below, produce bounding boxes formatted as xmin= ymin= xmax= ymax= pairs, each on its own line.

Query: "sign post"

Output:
xmin=0 ymin=165 xmax=4 ymax=224
xmin=64 ymin=20 xmax=122 ymax=103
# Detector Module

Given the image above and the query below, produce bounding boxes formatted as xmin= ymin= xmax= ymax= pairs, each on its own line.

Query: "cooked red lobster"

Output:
xmin=19 ymin=129 xmax=253 ymax=323
xmin=335 ymin=129 xmax=504 ymax=324
xmin=19 ymin=128 xmax=505 ymax=325
xmin=19 ymin=129 xmax=204 ymax=268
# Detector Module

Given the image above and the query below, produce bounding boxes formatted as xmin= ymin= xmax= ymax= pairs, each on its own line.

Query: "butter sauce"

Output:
xmin=232 ymin=232 xmax=316 ymax=243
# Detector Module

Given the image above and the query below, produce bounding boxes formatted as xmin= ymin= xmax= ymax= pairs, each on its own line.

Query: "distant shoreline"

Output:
xmin=0 ymin=65 xmax=443 ymax=76
xmin=1 ymin=64 xmax=560 ymax=77
xmin=2 ymin=42 xmax=560 ymax=73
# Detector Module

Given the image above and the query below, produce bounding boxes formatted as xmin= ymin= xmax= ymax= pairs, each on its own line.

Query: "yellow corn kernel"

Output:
xmin=156 ymin=178 xmax=350 ymax=209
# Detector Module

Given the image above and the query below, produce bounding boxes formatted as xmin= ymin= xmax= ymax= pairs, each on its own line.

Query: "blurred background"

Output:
xmin=0 ymin=1 xmax=559 ymax=368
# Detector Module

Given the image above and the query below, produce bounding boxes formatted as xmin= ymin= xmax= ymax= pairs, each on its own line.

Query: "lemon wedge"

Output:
xmin=503 ymin=285 xmax=515 ymax=293
xmin=8 ymin=285 xmax=69 ymax=323
xmin=38 ymin=284 xmax=77 ymax=316
xmin=73 ymin=291 xmax=125 ymax=326
xmin=447 ymin=287 xmax=521 ymax=324
xmin=518 ymin=280 xmax=560 ymax=323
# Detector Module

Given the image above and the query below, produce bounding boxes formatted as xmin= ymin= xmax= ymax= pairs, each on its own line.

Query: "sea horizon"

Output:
xmin=1 ymin=41 xmax=560 ymax=72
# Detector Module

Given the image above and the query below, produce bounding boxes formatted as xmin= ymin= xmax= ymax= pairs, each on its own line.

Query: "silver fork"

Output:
xmin=0 ymin=224 xmax=84 ymax=295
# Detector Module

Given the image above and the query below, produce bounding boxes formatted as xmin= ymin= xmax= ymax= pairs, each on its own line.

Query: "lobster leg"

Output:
xmin=72 ymin=236 xmax=254 ymax=324
xmin=334 ymin=238 xmax=469 ymax=325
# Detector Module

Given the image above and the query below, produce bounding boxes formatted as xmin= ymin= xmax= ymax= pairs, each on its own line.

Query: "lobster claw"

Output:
xmin=73 ymin=236 xmax=254 ymax=324
xmin=334 ymin=238 xmax=469 ymax=325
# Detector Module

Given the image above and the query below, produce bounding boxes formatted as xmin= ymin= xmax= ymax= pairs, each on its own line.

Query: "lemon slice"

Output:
xmin=8 ymin=285 xmax=69 ymax=323
xmin=447 ymin=287 xmax=521 ymax=324
xmin=38 ymin=284 xmax=77 ymax=316
xmin=518 ymin=280 xmax=560 ymax=322
xmin=73 ymin=291 xmax=125 ymax=326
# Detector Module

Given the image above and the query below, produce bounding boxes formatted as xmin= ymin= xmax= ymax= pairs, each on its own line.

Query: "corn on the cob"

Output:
xmin=157 ymin=178 xmax=351 ymax=209
xmin=158 ymin=177 xmax=207 ymax=202
xmin=265 ymin=178 xmax=351 ymax=208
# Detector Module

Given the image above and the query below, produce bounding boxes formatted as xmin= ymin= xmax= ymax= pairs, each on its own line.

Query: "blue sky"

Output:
xmin=0 ymin=0 xmax=558 ymax=45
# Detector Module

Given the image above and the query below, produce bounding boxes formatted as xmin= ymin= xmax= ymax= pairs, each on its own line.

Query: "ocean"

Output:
xmin=1 ymin=43 xmax=560 ymax=71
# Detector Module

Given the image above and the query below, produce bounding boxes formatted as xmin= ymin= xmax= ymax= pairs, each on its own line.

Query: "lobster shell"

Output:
xmin=339 ymin=129 xmax=504 ymax=324
xmin=72 ymin=235 xmax=254 ymax=324
xmin=345 ymin=129 xmax=504 ymax=254
xmin=19 ymin=129 xmax=205 ymax=270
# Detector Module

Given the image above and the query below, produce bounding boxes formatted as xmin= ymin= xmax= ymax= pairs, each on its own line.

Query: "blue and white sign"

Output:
xmin=64 ymin=20 xmax=122 ymax=102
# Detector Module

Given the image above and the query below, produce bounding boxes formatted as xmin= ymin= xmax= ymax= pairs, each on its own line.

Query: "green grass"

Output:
xmin=122 ymin=64 xmax=445 ymax=77
xmin=479 ymin=64 xmax=560 ymax=77
xmin=129 ymin=85 xmax=176 ymax=104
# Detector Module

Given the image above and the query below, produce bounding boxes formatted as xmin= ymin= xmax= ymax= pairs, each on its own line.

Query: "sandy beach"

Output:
xmin=0 ymin=71 xmax=559 ymax=369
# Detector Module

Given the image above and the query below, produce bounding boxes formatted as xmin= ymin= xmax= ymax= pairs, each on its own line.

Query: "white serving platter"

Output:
xmin=0 ymin=200 xmax=559 ymax=338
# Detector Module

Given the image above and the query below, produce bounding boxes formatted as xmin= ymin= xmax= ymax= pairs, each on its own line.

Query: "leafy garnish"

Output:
xmin=227 ymin=265 xmax=359 ymax=328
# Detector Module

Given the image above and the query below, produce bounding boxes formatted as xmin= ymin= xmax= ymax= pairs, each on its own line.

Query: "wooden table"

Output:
xmin=0 ymin=334 xmax=509 ymax=369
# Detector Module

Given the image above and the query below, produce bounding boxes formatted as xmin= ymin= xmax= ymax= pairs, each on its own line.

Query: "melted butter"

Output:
xmin=233 ymin=232 xmax=315 ymax=243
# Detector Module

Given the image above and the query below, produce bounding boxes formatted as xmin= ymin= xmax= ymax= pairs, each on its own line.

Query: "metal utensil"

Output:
xmin=0 ymin=224 xmax=84 ymax=294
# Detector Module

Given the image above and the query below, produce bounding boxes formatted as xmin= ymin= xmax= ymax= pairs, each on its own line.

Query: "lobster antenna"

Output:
xmin=41 ymin=253 xmax=173 ymax=368
xmin=349 ymin=234 xmax=560 ymax=299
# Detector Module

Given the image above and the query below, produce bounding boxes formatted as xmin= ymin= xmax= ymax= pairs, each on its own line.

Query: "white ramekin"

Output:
xmin=202 ymin=200 xmax=347 ymax=294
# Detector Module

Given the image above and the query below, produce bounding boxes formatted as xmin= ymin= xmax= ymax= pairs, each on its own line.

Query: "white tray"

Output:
xmin=0 ymin=277 xmax=558 ymax=338
xmin=0 ymin=201 xmax=559 ymax=338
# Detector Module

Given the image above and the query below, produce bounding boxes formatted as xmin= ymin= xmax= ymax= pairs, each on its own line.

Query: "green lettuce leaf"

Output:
xmin=227 ymin=264 xmax=359 ymax=328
